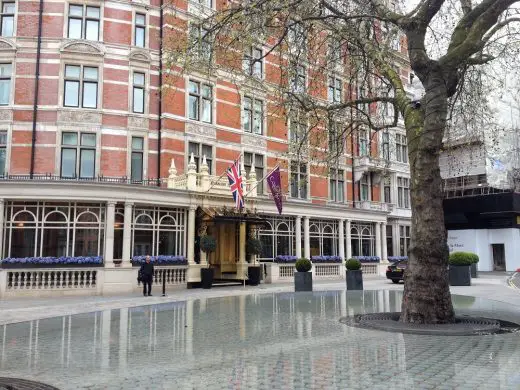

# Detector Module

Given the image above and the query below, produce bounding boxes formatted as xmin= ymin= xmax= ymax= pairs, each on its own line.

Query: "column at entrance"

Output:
xmin=375 ymin=222 xmax=382 ymax=260
xmin=121 ymin=202 xmax=133 ymax=267
xmin=303 ymin=217 xmax=310 ymax=259
xmin=186 ymin=205 xmax=202 ymax=284
xmin=237 ymin=222 xmax=248 ymax=280
xmin=345 ymin=219 xmax=352 ymax=260
xmin=381 ymin=222 xmax=388 ymax=262
xmin=338 ymin=219 xmax=345 ymax=260
xmin=295 ymin=216 xmax=302 ymax=258
xmin=104 ymin=201 xmax=116 ymax=268
xmin=0 ymin=199 xmax=4 ymax=258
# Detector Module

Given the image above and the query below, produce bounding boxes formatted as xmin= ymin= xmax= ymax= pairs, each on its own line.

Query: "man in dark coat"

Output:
xmin=140 ymin=255 xmax=154 ymax=296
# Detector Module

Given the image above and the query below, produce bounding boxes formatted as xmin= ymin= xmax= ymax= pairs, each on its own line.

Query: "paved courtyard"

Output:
xmin=0 ymin=274 xmax=519 ymax=389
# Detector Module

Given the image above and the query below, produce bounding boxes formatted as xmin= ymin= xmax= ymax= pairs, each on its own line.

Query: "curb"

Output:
xmin=507 ymin=272 xmax=520 ymax=291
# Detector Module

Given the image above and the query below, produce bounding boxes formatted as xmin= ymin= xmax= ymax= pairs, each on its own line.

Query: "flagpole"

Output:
xmin=204 ymin=152 xmax=242 ymax=193
xmin=243 ymin=164 xmax=280 ymax=199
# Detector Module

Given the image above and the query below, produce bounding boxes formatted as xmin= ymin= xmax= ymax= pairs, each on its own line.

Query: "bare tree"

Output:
xmin=164 ymin=0 xmax=520 ymax=323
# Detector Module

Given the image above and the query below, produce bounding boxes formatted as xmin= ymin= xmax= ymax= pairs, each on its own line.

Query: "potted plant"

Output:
xmin=294 ymin=258 xmax=312 ymax=292
xmin=246 ymin=237 xmax=263 ymax=286
xmin=469 ymin=252 xmax=479 ymax=278
xmin=200 ymin=235 xmax=216 ymax=289
xmin=449 ymin=252 xmax=472 ymax=286
xmin=346 ymin=258 xmax=363 ymax=290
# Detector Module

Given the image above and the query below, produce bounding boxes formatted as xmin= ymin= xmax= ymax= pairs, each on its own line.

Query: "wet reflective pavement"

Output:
xmin=1 ymin=291 xmax=520 ymax=389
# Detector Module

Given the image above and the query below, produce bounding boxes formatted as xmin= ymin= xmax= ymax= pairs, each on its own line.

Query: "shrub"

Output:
xmin=449 ymin=252 xmax=474 ymax=266
xmin=345 ymin=258 xmax=362 ymax=271
xmin=295 ymin=258 xmax=312 ymax=272
xmin=246 ymin=238 xmax=263 ymax=256
xmin=469 ymin=253 xmax=479 ymax=264
xmin=200 ymin=235 xmax=217 ymax=254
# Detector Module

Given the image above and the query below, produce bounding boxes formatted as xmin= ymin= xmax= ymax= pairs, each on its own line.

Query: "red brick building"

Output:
xmin=0 ymin=0 xmax=411 ymax=294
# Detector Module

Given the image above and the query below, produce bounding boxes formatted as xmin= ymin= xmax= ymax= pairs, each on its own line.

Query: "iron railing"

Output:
xmin=0 ymin=174 xmax=167 ymax=188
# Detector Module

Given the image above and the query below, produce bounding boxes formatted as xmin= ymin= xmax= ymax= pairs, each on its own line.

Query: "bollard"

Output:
xmin=162 ymin=269 xmax=166 ymax=297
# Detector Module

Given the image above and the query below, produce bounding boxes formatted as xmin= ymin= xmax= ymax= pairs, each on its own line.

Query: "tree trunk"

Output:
xmin=400 ymin=70 xmax=455 ymax=324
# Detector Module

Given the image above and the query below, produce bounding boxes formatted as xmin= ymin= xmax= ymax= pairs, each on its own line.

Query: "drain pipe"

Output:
xmin=156 ymin=0 xmax=164 ymax=187
xmin=30 ymin=0 xmax=44 ymax=178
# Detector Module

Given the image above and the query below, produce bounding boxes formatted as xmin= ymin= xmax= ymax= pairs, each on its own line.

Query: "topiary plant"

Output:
xmin=449 ymin=252 xmax=474 ymax=266
xmin=345 ymin=258 xmax=362 ymax=271
xmin=469 ymin=253 xmax=479 ymax=264
xmin=200 ymin=235 xmax=217 ymax=253
xmin=295 ymin=258 xmax=312 ymax=272
xmin=246 ymin=238 xmax=263 ymax=256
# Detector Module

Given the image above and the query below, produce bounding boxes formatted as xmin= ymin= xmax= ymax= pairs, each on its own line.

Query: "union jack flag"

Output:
xmin=227 ymin=159 xmax=245 ymax=209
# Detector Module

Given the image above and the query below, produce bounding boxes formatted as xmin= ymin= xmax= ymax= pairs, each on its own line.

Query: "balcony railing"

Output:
xmin=354 ymin=200 xmax=392 ymax=212
xmin=0 ymin=174 xmax=167 ymax=187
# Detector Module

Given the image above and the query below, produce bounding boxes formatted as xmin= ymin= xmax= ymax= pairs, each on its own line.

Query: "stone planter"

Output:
xmin=294 ymin=271 xmax=313 ymax=292
xmin=449 ymin=265 xmax=471 ymax=286
xmin=248 ymin=266 xmax=261 ymax=286
xmin=346 ymin=270 xmax=363 ymax=290
xmin=200 ymin=268 xmax=214 ymax=289
xmin=470 ymin=263 xmax=478 ymax=278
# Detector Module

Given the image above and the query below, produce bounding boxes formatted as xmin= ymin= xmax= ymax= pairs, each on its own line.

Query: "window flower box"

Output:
xmin=0 ymin=256 xmax=103 ymax=268
xmin=131 ymin=255 xmax=188 ymax=266
xmin=274 ymin=255 xmax=298 ymax=263
xmin=311 ymin=255 xmax=342 ymax=263
xmin=388 ymin=256 xmax=408 ymax=262
xmin=353 ymin=256 xmax=381 ymax=263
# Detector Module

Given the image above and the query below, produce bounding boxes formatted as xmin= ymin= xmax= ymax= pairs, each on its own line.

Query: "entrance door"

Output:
xmin=216 ymin=223 xmax=238 ymax=275
xmin=491 ymin=244 xmax=506 ymax=271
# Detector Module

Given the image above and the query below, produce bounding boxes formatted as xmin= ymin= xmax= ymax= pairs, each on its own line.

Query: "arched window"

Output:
xmin=133 ymin=213 xmax=153 ymax=256
xmin=350 ymin=223 xmax=375 ymax=257
xmin=42 ymin=211 xmax=68 ymax=257
xmin=74 ymin=211 xmax=100 ymax=257
xmin=276 ymin=222 xmax=291 ymax=257
xmin=258 ymin=221 xmax=274 ymax=259
xmin=113 ymin=212 xmax=124 ymax=259
xmin=322 ymin=225 xmax=334 ymax=256
xmin=309 ymin=224 xmax=320 ymax=257
xmin=10 ymin=211 xmax=37 ymax=258
xmin=158 ymin=215 xmax=178 ymax=255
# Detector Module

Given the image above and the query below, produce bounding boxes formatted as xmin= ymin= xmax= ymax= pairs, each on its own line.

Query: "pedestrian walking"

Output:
xmin=139 ymin=255 xmax=154 ymax=296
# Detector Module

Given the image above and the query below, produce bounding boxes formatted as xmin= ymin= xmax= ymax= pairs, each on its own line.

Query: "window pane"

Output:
xmin=188 ymin=142 xmax=199 ymax=156
xmin=82 ymin=82 xmax=97 ymax=108
xmin=131 ymin=152 xmax=143 ymax=181
xmin=242 ymin=107 xmax=250 ymax=131
xmin=69 ymin=5 xmax=83 ymax=16
xmin=201 ymin=144 xmax=212 ymax=158
xmin=68 ymin=18 xmax=82 ymax=39
xmin=136 ymin=14 xmax=146 ymax=25
xmin=61 ymin=148 xmax=77 ymax=177
xmin=1 ymin=15 xmax=13 ymax=37
xmin=201 ymin=98 xmax=211 ymax=122
xmin=132 ymin=137 xmax=144 ymax=150
xmin=0 ymin=131 xmax=6 ymax=144
xmin=133 ymin=73 xmax=145 ymax=85
xmin=85 ymin=20 xmax=99 ymax=40
xmin=80 ymin=149 xmax=95 ymax=178
xmin=255 ymin=154 xmax=263 ymax=167
xmin=188 ymin=81 xmax=198 ymax=94
xmin=133 ymin=87 xmax=144 ymax=113
xmin=65 ymin=65 xmax=80 ymax=78
xmin=62 ymin=132 xmax=78 ymax=145
xmin=135 ymin=27 xmax=145 ymax=47
xmin=188 ymin=95 xmax=198 ymax=120
xmin=0 ymin=63 xmax=11 ymax=77
xmin=3 ymin=2 xmax=14 ymax=13
xmin=201 ymin=85 xmax=212 ymax=98
xmin=64 ymin=81 xmax=79 ymax=106
xmin=0 ymin=79 xmax=10 ymax=105
xmin=81 ymin=133 xmax=96 ymax=146
xmin=86 ymin=6 xmax=100 ymax=18
xmin=83 ymin=67 xmax=98 ymax=80
xmin=0 ymin=148 xmax=5 ymax=174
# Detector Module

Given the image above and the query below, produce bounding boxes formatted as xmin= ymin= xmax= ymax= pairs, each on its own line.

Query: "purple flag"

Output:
xmin=266 ymin=166 xmax=283 ymax=215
